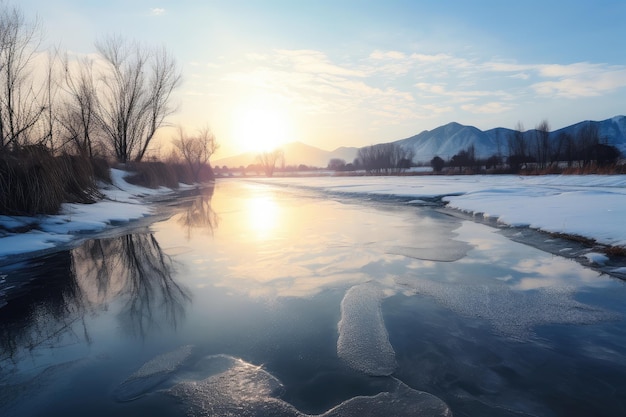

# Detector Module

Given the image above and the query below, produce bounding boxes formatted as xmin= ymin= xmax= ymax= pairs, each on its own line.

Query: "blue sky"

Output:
xmin=21 ymin=0 xmax=626 ymax=157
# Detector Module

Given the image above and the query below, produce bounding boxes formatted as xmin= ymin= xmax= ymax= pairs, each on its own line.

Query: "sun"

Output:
xmin=232 ymin=98 xmax=292 ymax=154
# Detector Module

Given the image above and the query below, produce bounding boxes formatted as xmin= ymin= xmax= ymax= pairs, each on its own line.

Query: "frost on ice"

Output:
xmin=114 ymin=350 xmax=452 ymax=417
xmin=167 ymin=354 xmax=452 ymax=417
xmin=399 ymin=279 xmax=617 ymax=340
xmin=337 ymin=283 xmax=397 ymax=376
xmin=113 ymin=345 xmax=194 ymax=401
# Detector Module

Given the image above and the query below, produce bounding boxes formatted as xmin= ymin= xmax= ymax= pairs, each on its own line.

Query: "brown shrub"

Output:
xmin=0 ymin=148 xmax=103 ymax=215
xmin=123 ymin=161 xmax=215 ymax=188
xmin=123 ymin=161 xmax=179 ymax=189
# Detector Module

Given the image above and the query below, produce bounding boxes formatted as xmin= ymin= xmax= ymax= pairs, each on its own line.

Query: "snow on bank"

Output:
xmin=256 ymin=175 xmax=626 ymax=248
xmin=2 ymin=172 xmax=625 ymax=261
xmin=0 ymin=169 xmax=189 ymax=261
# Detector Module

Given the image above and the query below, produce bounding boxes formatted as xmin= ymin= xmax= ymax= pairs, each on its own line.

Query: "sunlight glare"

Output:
xmin=232 ymin=97 xmax=292 ymax=153
xmin=246 ymin=195 xmax=280 ymax=240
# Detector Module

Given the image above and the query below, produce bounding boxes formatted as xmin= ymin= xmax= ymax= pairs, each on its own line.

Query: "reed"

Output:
xmin=0 ymin=147 xmax=107 ymax=215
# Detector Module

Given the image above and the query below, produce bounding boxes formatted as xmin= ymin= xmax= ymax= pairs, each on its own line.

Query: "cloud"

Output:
xmin=273 ymin=49 xmax=366 ymax=78
xmin=150 ymin=8 xmax=166 ymax=16
xmin=483 ymin=60 xmax=626 ymax=98
xmin=369 ymin=50 xmax=407 ymax=60
xmin=531 ymin=68 xmax=626 ymax=98
xmin=222 ymin=49 xmax=416 ymax=123
xmin=208 ymin=47 xmax=626 ymax=136
xmin=415 ymin=82 xmax=513 ymax=104
xmin=530 ymin=65 xmax=626 ymax=98
xmin=461 ymin=102 xmax=513 ymax=114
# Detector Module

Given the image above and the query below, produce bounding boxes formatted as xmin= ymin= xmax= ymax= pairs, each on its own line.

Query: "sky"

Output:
xmin=18 ymin=0 xmax=626 ymax=158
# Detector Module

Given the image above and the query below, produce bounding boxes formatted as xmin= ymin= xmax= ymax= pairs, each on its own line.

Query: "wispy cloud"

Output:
xmin=531 ymin=65 xmax=626 ymax=98
xmin=150 ymin=8 xmax=166 ymax=16
xmin=206 ymin=47 xmax=626 ymax=132
xmin=482 ymin=60 xmax=626 ymax=98
xmin=461 ymin=102 xmax=514 ymax=114
xmin=222 ymin=49 xmax=416 ymax=123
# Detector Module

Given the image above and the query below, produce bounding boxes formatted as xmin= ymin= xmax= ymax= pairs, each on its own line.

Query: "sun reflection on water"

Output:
xmin=246 ymin=194 xmax=280 ymax=240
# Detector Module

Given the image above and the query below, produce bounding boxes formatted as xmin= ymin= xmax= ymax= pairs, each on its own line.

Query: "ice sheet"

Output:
xmin=257 ymin=175 xmax=626 ymax=248
xmin=337 ymin=284 xmax=397 ymax=376
xmin=2 ymin=174 xmax=625 ymax=260
xmin=398 ymin=278 xmax=617 ymax=340
xmin=113 ymin=345 xmax=194 ymax=401
xmin=167 ymin=354 xmax=451 ymax=417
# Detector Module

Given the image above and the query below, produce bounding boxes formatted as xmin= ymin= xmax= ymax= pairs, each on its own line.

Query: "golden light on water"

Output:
xmin=246 ymin=194 xmax=280 ymax=240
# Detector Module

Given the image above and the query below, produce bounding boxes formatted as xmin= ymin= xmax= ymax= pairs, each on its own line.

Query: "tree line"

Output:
xmin=328 ymin=143 xmax=415 ymax=174
xmin=0 ymin=3 xmax=217 ymax=215
xmin=0 ymin=3 xmax=218 ymax=166
xmin=435 ymin=120 xmax=621 ymax=174
xmin=328 ymin=120 xmax=622 ymax=175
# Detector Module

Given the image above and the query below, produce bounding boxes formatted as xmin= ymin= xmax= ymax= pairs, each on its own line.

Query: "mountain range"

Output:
xmin=213 ymin=115 xmax=626 ymax=168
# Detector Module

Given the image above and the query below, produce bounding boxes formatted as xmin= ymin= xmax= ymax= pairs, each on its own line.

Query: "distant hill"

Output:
xmin=396 ymin=115 xmax=626 ymax=162
xmin=213 ymin=116 xmax=626 ymax=168
xmin=213 ymin=141 xmax=358 ymax=169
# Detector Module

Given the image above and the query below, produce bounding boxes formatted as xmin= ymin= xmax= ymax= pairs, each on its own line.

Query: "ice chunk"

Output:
xmin=325 ymin=378 xmax=452 ymax=417
xmin=337 ymin=284 xmax=397 ymax=376
xmin=387 ymin=244 xmax=468 ymax=262
xmin=583 ymin=252 xmax=609 ymax=266
xmin=167 ymin=355 xmax=452 ymax=417
xmin=113 ymin=345 xmax=194 ymax=401
xmin=168 ymin=354 xmax=295 ymax=416
xmin=403 ymin=279 xmax=617 ymax=340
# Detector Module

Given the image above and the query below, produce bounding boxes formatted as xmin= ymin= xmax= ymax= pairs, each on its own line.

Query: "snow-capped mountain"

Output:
xmin=214 ymin=116 xmax=626 ymax=168
xmin=395 ymin=122 xmax=502 ymax=161
xmin=397 ymin=115 xmax=626 ymax=162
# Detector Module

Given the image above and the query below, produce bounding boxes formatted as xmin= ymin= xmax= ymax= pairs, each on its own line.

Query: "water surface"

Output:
xmin=1 ymin=179 xmax=625 ymax=417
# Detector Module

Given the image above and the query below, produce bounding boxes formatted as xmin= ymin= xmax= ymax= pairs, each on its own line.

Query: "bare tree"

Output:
xmin=357 ymin=143 xmax=413 ymax=174
xmin=450 ymin=145 xmax=476 ymax=173
xmin=533 ymin=120 xmax=550 ymax=169
xmin=38 ymin=50 xmax=61 ymax=151
xmin=557 ymin=131 xmax=575 ymax=167
xmin=507 ymin=122 xmax=531 ymax=171
xmin=327 ymin=158 xmax=346 ymax=171
xmin=576 ymin=122 xmax=600 ymax=167
xmin=58 ymin=53 xmax=100 ymax=157
xmin=0 ymin=4 xmax=45 ymax=150
xmin=95 ymin=36 xmax=181 ymax=162
xmin=257 ymin=148 xmax=284 ymax=177
xmin=173 ymin=125 xmax=218 ymax=182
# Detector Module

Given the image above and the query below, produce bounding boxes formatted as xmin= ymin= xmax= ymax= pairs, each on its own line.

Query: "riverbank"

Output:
xmin=249 ymin=174 xmax=626 ymax=274
xmin=0 ymin=169 xmax=195 ymax=264
xmin=2 ymin=173 xmax=626 ymax=275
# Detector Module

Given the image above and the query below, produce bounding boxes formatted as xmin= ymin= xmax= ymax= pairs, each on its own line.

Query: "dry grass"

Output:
xmin=0 ymin=148 xmax=107 ymax=215
xmin=124 ymin=161 xmax=180 ymax=189
xmin=603 ymin=245 xmax=626 ymax=257
xmin=123 ymin=161 xmax=215 ymax=189
xmin=0 ymin=149 xmax=215 ymax=216
xmin=519 ymin=163 xmax=626 ymax=176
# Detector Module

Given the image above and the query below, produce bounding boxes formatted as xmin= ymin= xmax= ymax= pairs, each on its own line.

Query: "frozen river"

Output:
xmin=1 ymin=180 xmax=625 ymax=416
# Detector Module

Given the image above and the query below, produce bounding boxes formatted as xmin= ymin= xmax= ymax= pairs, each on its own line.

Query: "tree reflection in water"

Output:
xmin=0 ymin=230 xmax=190 ymax=366
xmin=0 ymin=251 xmax=85 ymax=364
xmin=72 ymin=231 xmax=191 ymax=338
xmin=175 ymin=185 xmax=218 ymax=239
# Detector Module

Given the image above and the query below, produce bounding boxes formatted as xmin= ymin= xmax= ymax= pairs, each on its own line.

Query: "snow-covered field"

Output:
xmin=1 ymin=172 xmax=625 ymax=262
xmin=257 ymin=174 xmax=626 ymax=249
